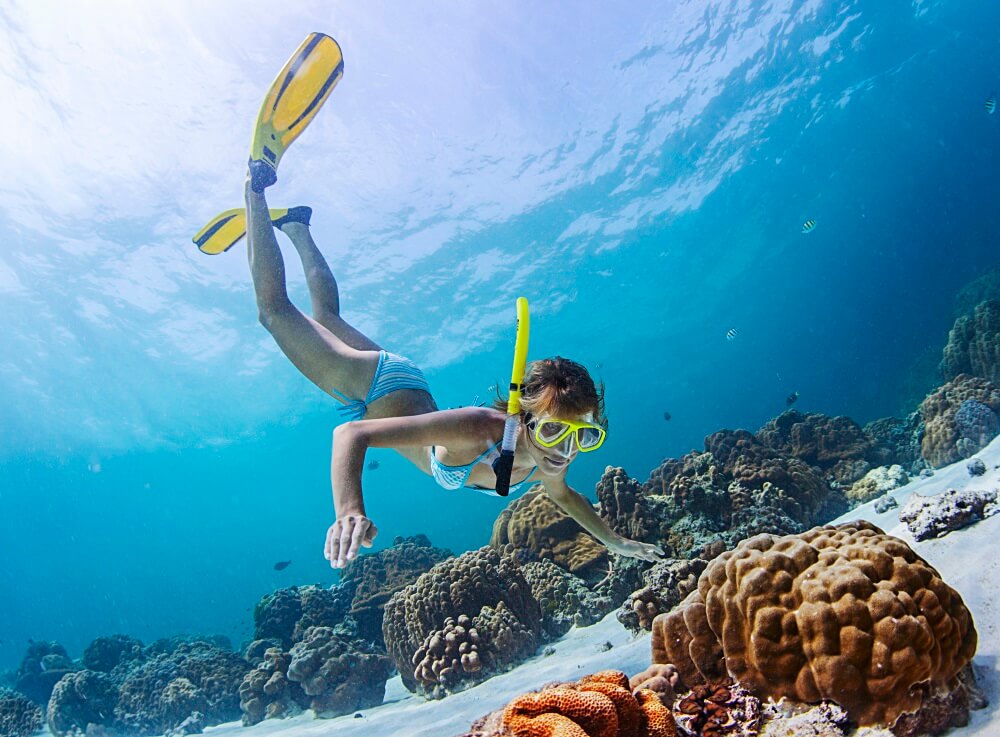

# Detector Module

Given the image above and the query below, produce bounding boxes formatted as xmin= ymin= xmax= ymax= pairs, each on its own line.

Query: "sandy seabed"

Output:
xmin=131 ymin=437 xmax=1000 ymax=737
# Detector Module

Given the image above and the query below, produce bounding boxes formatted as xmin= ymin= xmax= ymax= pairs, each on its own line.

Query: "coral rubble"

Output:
xmin=899 ymin=487 xmax=999 ymax=541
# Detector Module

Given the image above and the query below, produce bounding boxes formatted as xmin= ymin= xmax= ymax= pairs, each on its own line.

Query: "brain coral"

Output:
xmin=941 ymin=299 xmax=1000 ymax=384
xmin=919 ymin=374 xmax=1000 ymax=467
xmin=460 ymin=670 xmax=677 ymax=737
xmin=491 ymin=488 xmax=609 ymax=581
xmin=650 ymin=521 xmax=977 ymax=727
xmin=382 ymin=546 xmax=541 ymax=698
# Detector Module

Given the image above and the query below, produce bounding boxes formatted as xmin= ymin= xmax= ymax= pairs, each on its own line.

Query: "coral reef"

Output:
xmin=46 ymin=670 xmax=119 ymax=737
xmin=899 ymin=487 xmax=998 ymax=541
xmin=0 ymin=687 xmax=44 ymax=737
xmin=285 ymin=626 xmax=394 ymax=717
xmin=15 ymin=641 xmax=77 ymax=705
xmin=460 ymin=670 xmax=677 ymax=737
xmin=919 ymin=374 xmax=1000 ymax=467
xmin=491 ymin=488 xmax=610 ymax=582
xmin=755 ymin=410 xmax=873 ymax=485
xmin=617 ymin=558 xmax=707 ymax=634
xmin=598 ymin=430 xmax=836 ymax=561
xmin=341 ymin=534 xmax=453 ymax=644
xmin=649 ymin=521 xmax=977 ymax=727
xmin=382 ymin=546 xmax=541 ymax=698
xmin=82 ymin=635 xmax=145 ymax=673
xmin=846 ymin=465 xmax=908 ymax=506
xmin=941 ymin=299 xmax=1000 ymax=384
xmin=252 ymin=583 xmax=356 ymax=648
xmin=238 ymin=647 xmax=309 ymax=726
xmin=114 ymin=641 xmax=250 ymax=735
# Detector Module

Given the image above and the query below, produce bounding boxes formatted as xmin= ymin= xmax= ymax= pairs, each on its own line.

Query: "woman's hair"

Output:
xmin=493 ymin=356 xmax=606 ymax=428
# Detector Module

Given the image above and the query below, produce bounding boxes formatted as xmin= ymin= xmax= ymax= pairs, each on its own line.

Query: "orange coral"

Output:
xmin=501 ymin=670 xmax=677 ymax=737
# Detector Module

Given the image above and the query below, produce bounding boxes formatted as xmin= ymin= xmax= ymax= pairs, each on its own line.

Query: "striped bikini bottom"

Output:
xmin=332 ymin=350 xmax=432 ymax=421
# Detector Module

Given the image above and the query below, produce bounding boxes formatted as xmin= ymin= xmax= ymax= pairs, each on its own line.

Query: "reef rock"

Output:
xmin=919 ymin=374 xmax=1000 ymax=467
xmin=0 ymin=687 xmax=44 ymax=737
xmin=285 ymin=626 xmax=393 ymax=717
xmin=15 ymin=641 xmax=77 ymax=706
xmin=863 ymin=412 xmax=926 ymax=474
xmin=941 ymin=299 xmax=1000 ymax=384
xmin=114 ymin=641 xmax=250 ymax=736
xmin=617 ymin=558 xmax=707 ymax=634
xmin=598 ymin=430 xmax=835 ymax=560
xmin=650 ymin=521 xmax=977 ymax=728
xmin=847 ymin=464 xmax=908 ymax=506
xmin=252 ymin=583 xmax=356 ymax=648
xmin=491 ymin=488 xmax=610 ymax=582
xmin=46 ymin=670 xmax=120 ymax=737
xmin=82 ymin=635 xmax=145 ymax=674
xmin=899 ymin=487 xmax=999 ymax=541
xmin=382 ymin=546 xmax=541 ymax=698
xmin=341 ymin=534 xmax=453 ymax=644
xmin=755 ymin=410 xmax=874 ymax=484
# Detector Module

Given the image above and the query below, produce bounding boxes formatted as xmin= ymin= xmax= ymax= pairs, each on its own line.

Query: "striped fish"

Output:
xmin=986 ymin=96 xmax=996 ymax=114
xmin=802 ymin=219 xmax=817 ymax=234
xmin=726 ymin=328 xmax=738 ymax=341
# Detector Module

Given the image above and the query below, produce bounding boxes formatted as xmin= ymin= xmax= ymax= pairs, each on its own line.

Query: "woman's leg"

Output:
xmin=276 ymin=220 xmax=383 ymax=352
xmin=245 ymin=182 xmax=376 ymax=401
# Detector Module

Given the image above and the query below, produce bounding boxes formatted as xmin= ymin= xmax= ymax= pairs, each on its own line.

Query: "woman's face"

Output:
xmin=521 ymin=412 xmax=593 ymax=475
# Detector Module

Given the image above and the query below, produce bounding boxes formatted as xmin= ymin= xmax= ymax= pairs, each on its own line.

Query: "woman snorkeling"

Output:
xmin=199 ymin=32 xmax=664 ymax=571
xmin=241 ymin=179 xmax=664 ymax=570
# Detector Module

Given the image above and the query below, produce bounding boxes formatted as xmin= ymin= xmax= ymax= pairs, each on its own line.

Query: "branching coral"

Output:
xmin=650 ymin=521 xmax=977 ymax=727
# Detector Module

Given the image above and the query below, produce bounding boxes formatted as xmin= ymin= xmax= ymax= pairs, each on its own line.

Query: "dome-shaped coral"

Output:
xmin=650 ymin=521 xmax=977 ymax=727
xmin=919 ymin=374 xmax=1000 ymax=467
xmin=382 ymin=546 xmax=541 ymax=698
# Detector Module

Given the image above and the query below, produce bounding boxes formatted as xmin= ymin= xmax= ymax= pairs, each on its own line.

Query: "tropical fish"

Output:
xmin=662 ymin=411 xmax=671 ymax=421
xmin=801 ymin=219 xmax=817 ymax=234
xmin=786 ymin=391 xmax=799 ymax=406
xmin=726 ymin=328 xmax=738 ymax=341
xmin=273 ymin=560 xmax=292 ymax=571
xmin=366 ymin=459 xmax=380 ymax=471
xmin=986 ymin=96 xmax=996 ymax=114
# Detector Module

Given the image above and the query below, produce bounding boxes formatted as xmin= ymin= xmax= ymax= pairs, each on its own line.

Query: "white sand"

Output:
xmin=199 ymin=437 xmax=1000 ymax=737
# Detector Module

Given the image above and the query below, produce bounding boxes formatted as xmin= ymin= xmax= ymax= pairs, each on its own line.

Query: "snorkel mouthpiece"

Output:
xmin=492 ymin=297 xmax=530 ymax=496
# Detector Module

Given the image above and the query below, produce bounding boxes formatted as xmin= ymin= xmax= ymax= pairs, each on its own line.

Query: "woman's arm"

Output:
xmin=325 ymin=407 xmax=499 ymax=568
xmin=541 ymin=476 xmax=665 ymax=563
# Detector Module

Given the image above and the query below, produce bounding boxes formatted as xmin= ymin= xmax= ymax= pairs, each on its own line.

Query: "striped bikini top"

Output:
xmin=429 ymin=442 xmax=538 ymax=497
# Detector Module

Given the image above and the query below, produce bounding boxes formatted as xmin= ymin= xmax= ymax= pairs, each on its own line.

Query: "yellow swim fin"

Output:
xmin=248 ymin=33 xmax=344 ymax=192
xmin=192 ymin=207 xmax=312 ymax=255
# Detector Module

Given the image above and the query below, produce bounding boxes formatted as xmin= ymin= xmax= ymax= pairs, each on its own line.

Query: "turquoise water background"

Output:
xmin=2 ymin=0 xmax=999 ymax=670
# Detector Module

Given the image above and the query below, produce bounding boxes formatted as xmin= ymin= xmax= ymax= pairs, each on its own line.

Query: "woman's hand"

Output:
xmin=609 ymin=536 xmax=665 ymax=563
xmin=324 ymin=514 xmax=378 ymax=568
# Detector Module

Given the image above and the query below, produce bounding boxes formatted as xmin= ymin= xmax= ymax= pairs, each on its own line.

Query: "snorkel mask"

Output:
xmin=492 ymin=297 xmax=530 ymax=496
xmin=524 ymin=413 xmax=607 ymax=454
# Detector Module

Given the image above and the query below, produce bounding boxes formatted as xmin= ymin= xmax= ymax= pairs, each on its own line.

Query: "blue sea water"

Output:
xmin=1 ymin=0 xmax=999 ymax=677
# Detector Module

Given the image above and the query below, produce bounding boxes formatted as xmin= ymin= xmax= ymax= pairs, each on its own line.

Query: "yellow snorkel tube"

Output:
xmin=492 ymin=297 xmax=530 ymax=496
